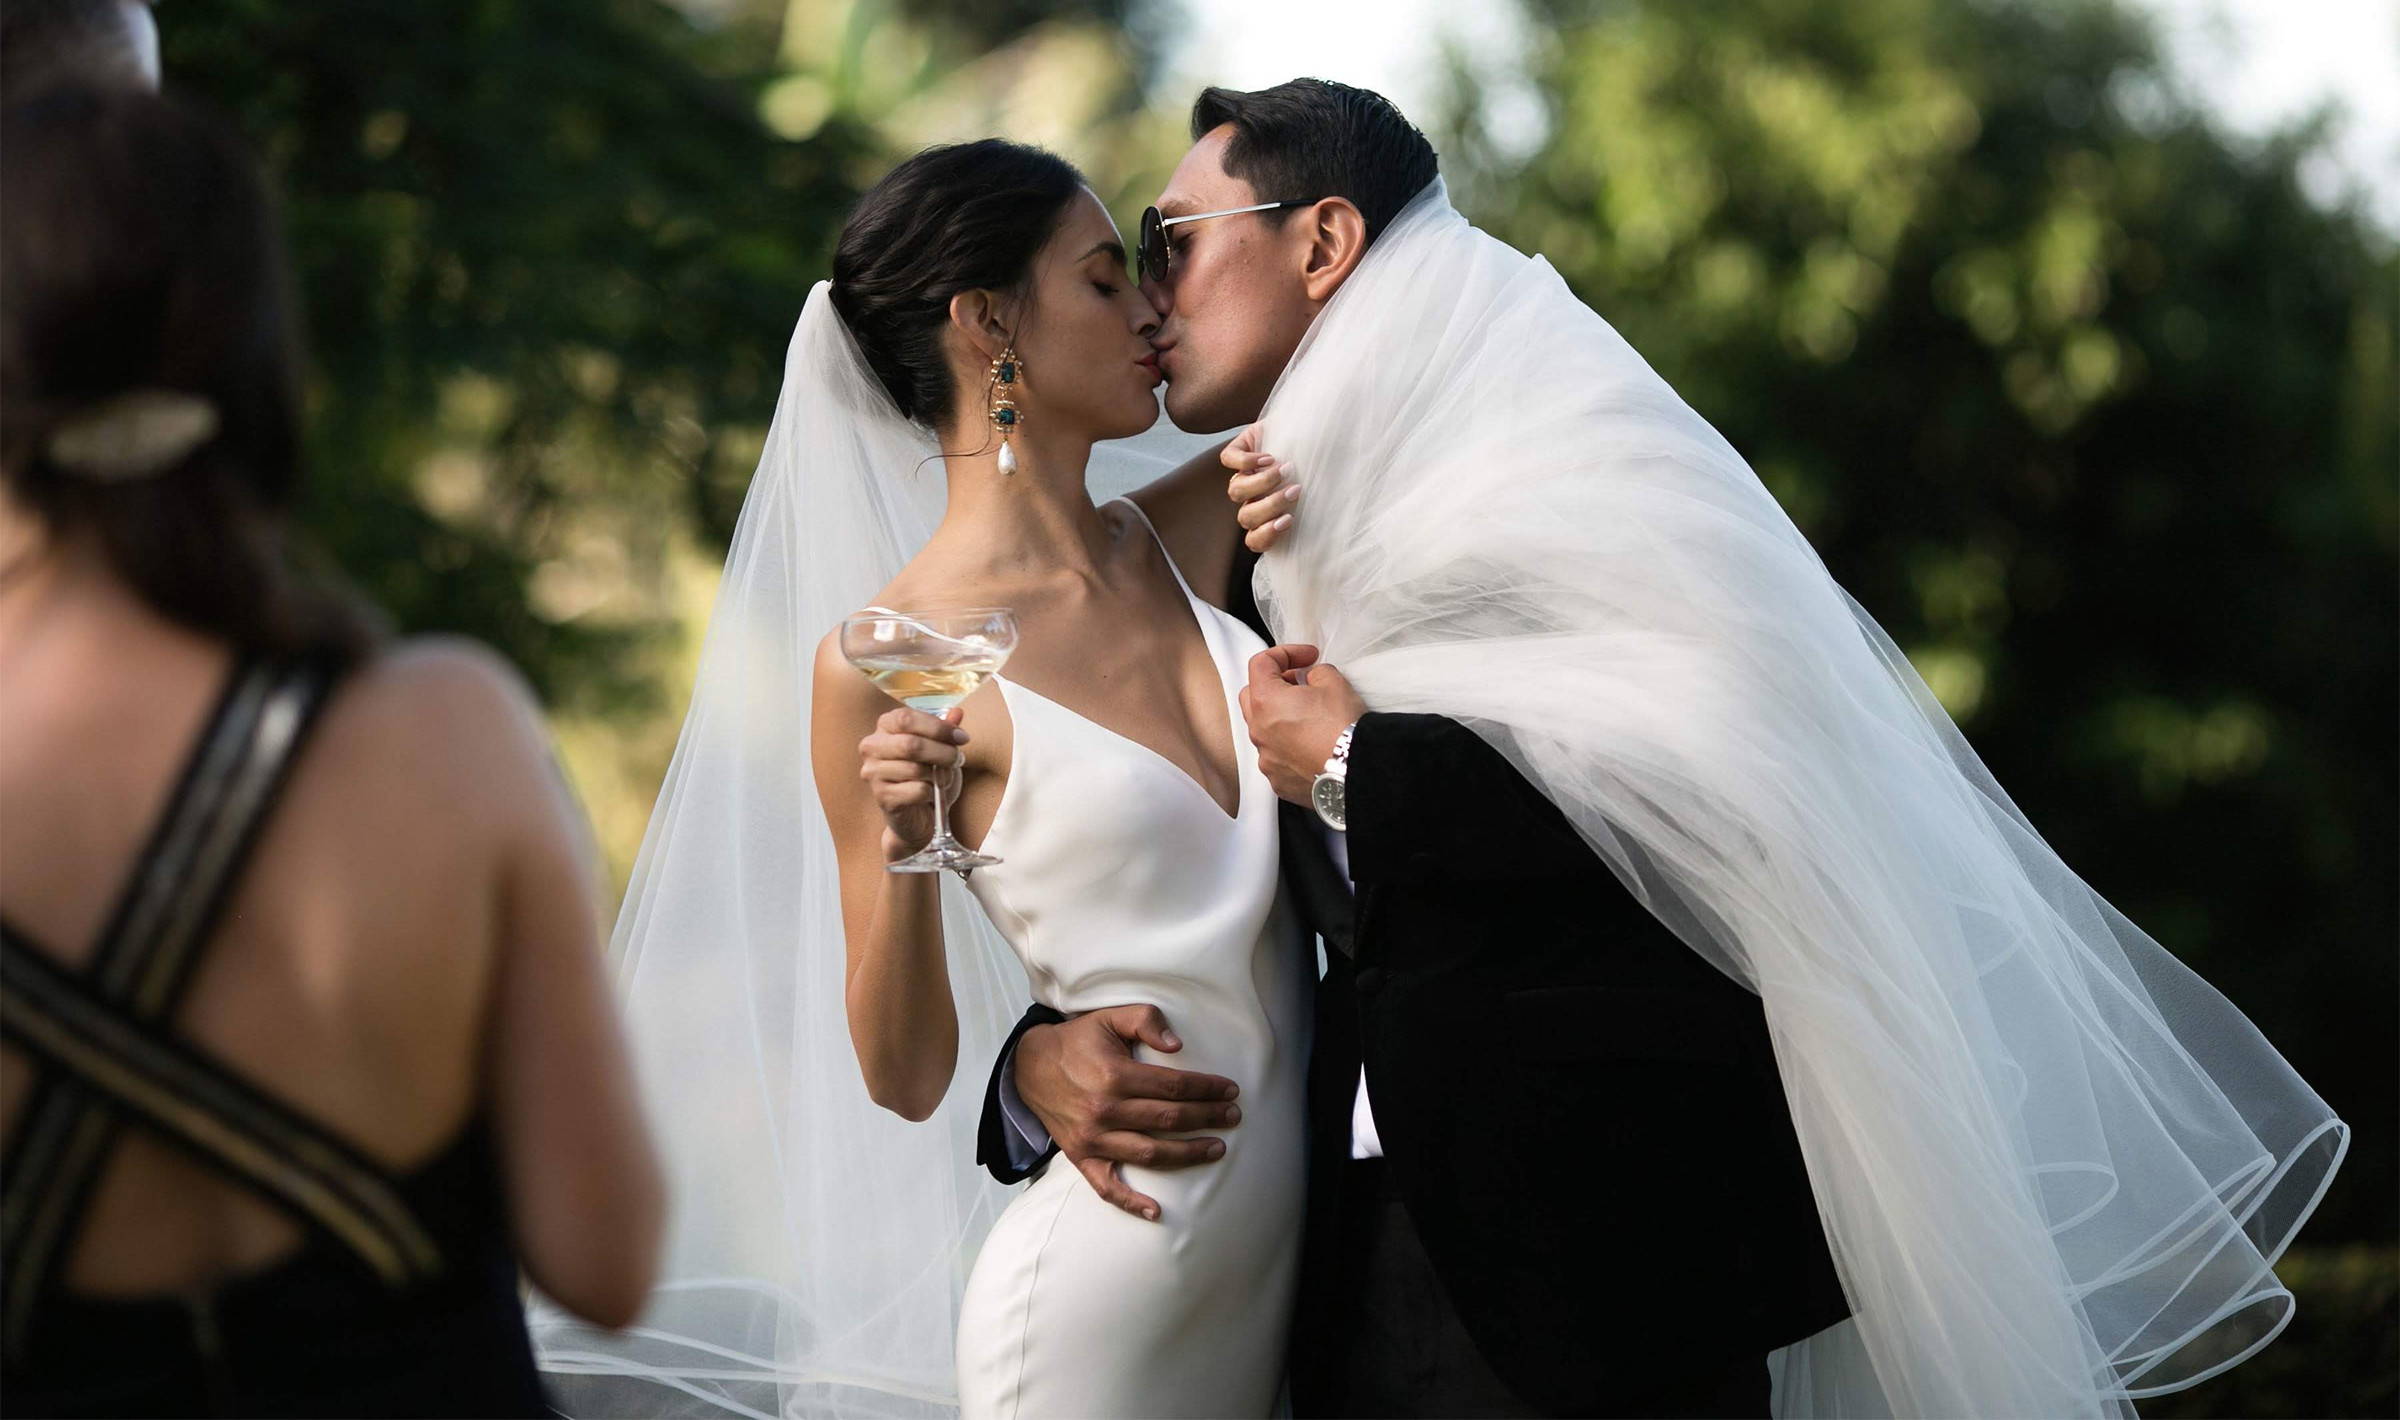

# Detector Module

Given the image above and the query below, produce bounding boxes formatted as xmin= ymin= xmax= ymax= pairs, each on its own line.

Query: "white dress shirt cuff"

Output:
xmin=996 ymin=1039 xmax=1053 ymax=1172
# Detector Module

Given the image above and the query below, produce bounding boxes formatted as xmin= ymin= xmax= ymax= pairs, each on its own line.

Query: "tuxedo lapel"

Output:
xmin=1279 ymin=804 xmax=1356 ymax=960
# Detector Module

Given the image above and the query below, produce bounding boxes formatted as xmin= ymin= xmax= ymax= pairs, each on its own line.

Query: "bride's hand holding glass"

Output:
xmin=841 ymin=607 xmax=1018 ymax=873
xmin=855 ymin=704 xmax=972 ymax=865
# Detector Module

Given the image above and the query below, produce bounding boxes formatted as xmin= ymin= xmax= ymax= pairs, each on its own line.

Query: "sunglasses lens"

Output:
xmin=1140 ymin=208 xmax=1168 ymax=282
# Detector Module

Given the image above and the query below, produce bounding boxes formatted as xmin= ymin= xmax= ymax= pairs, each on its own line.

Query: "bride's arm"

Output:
xmin=809 ymin=632 xmax=965 ymax=1122
xmin=1126 ymin=439 xmax=1239 ymax=607
xmin=1131 ymin=429 xmax=1302 ymax=607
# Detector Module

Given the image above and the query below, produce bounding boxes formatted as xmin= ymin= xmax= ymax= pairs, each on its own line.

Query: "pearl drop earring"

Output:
xmin=988 ymin=349 xmax=1023 ymax=474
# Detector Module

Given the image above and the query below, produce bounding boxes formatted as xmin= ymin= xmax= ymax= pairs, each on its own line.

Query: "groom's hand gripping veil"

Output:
xmin=1239 ymin=645 xmax=1365 ymax=805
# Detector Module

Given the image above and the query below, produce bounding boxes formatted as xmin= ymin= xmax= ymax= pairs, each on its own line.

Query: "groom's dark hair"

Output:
xmin=1190 ymin=79 xmax=1437 ymax=245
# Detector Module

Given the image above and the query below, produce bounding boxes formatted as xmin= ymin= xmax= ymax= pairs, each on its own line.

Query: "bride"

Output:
xmin=530 ymin=142 xmax=1299 ymax=1419
xmin=808 ymin=139 xmax=1304 ymax=1420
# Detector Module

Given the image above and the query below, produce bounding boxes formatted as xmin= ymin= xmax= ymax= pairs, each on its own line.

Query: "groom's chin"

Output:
xmin=1161 ymin=381 xmax=1246 ymax=438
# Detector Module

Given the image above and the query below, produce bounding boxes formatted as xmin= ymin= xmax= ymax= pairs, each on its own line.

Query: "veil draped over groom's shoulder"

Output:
xmin=1252 ymin=178 xmax=2346 ymax=1419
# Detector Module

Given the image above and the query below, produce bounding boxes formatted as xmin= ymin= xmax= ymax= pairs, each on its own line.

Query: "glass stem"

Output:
xmin=929 ymin=756 xmax=955 ymax=847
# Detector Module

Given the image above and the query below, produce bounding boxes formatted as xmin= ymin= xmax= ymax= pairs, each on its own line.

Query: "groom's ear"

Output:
xmin=946 ymin=288 xmax=1016 ymax=361
xmin=1298 ymin=198 xmax=1369 ymax=305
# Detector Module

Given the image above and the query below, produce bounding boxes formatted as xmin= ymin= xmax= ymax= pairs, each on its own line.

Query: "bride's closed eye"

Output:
xmin=1092 ymin=280 xmax=1121 ymax=297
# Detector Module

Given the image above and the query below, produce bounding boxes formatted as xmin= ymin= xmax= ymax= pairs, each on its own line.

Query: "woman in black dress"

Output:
xmin=0 ymin=84 xmax=666 ymax=1417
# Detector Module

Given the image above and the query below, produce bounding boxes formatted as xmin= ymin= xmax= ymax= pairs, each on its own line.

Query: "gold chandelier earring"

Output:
xmin=988 ymin=348 xmax=1024 ymax=474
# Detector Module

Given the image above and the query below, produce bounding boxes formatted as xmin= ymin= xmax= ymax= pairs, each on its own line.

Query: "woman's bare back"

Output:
xmin=0 ymin=582 xmax=638 ymax=1306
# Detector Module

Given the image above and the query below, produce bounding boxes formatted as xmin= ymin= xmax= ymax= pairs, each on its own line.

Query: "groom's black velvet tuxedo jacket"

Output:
xmin=980 ymin=559 xmax=1848 ymax=1415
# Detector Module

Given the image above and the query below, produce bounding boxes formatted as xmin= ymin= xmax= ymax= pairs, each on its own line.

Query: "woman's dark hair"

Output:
xmin=1191 ymin=79 xmax=1438 ymax=246
xmin=830 ymin=140 xmax=1085 ymax=428
xmin=1 ymin=84 xmax=376 ymax=664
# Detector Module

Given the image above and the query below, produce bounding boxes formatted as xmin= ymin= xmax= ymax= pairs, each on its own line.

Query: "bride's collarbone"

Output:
xmin=998 ymin=622 xmax=1241 ymax=815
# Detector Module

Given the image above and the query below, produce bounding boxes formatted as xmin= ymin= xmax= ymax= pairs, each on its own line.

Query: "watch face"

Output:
xmin=1311 ymin=774 xmax=1347 ymax=830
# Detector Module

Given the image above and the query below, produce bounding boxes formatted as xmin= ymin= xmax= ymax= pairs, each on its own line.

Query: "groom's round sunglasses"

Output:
xmin=1137 ymin=200 xmax=1318 ymax=283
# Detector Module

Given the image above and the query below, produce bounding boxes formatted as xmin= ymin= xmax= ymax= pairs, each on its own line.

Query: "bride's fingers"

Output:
xmin=1075 ymin=1157 xmax=1161 ymax=1223
xmin=860 ymin=759 xmax=942 ymax=783
xmin=1217 ymin=424 xmax=1263 ymax=474
xmin=871 ymin=780 xmax=935 ymax=810
xmin=1245 ymin=515 xmax=1295 ymax=553
xmin=858 ymin=730 xmax=966 ymax=765
xmin=1225 ymin=462 xmax=1285 ymax=505
xmin=876 ymin=706 xmax=969 ymax=743
xmin=1236 ymin=481 xmax=1301 ymax=531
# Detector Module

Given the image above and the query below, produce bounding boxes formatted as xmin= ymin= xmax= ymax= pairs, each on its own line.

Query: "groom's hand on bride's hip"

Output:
xmin=1015 ymin=1005 xmax=1242 ymax=1222
xmin=1241 ymin=646 xmax=1366 ymax=804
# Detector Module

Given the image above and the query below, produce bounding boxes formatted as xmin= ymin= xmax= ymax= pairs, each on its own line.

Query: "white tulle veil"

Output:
xmin=1250 ymin=178 xmax=2347 ymax=1418
xmin=527 ymin=282 xmax=1217 ymax=1419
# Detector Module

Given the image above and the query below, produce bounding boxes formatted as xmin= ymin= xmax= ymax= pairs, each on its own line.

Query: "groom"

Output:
xmin=979 ymin=80 xmax=1848 ymax=1418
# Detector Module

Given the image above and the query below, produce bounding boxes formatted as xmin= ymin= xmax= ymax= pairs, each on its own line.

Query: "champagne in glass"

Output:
xmin=840 ymin=607 xmax=1019 ymax=874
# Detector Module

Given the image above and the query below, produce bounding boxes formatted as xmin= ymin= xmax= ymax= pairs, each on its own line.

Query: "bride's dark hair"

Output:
xmin=830 ymin=140 xmax=1084 ymax=430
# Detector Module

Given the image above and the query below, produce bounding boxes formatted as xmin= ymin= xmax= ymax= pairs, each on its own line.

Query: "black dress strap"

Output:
xmin=0 ymin=927 xmax=445 ymax=1287
xmin=0 ymin=656 xmax=293 ymax=1205
xmin=0 ymin=654 xmax=383 ymax=1354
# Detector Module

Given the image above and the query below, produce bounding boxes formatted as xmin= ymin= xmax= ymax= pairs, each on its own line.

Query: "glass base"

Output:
xmin=886 ymin=834 xmax=1002 ymax=875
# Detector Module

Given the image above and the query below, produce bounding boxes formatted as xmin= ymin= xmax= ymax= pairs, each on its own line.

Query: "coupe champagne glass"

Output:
xmin=840 ymin=606 xmax=1019 ymax=874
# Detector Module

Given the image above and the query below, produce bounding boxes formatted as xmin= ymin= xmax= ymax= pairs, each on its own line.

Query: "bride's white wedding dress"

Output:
xmin=525 ymin=286 xmax=1296 ymax=1419
xmin=952 ymin=500 xmax=1307 ymax=1420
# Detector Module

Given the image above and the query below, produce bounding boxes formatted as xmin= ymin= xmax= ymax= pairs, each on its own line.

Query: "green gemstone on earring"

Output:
xmin=998 ymin=362 xmax=1016 ymax=383
xmin=996 ymin=408 xmax=1017 ymax=426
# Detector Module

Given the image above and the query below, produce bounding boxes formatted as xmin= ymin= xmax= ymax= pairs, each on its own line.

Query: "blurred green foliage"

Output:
xmin=159 ymin=0 xmax=1168 ymax=870
xmin=162 ymin=0 xmax=2390 ymax=1297
xmin=169 ymin=0 xmax=849 ymax=714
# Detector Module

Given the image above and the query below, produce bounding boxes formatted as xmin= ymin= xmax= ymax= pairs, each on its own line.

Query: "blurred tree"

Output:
xmin=1454 ymin=0 xmax=2396 ymax=1244
xmin=160 ymin=0 xmax=1165 ymax=873
xmin=161 ymin=0 xmax=1164 ymax=706
xmin=166 ymin=0 xmax=845 ymax=709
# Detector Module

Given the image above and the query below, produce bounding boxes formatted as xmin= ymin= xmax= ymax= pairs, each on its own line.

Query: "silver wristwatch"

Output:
xmin=1311 ymin=721 xmax=1357 ymax=831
